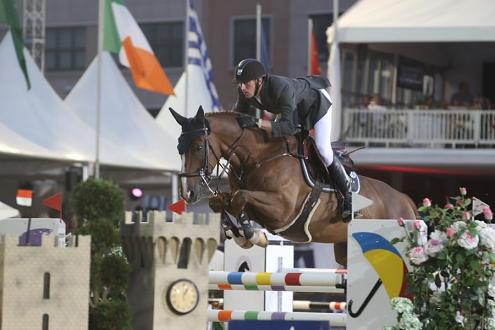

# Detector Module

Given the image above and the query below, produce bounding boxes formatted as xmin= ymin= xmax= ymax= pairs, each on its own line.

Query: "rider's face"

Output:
xmin=239 ymin=79 xmax=257 ymax=98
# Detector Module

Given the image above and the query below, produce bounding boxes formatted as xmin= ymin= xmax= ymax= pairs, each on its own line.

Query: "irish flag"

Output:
xmin=103 ymin=0 xmax=175 ymax=96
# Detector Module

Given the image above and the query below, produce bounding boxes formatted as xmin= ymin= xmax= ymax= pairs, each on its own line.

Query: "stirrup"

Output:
xmin=342 ymin=209 xmax=352 ymax=223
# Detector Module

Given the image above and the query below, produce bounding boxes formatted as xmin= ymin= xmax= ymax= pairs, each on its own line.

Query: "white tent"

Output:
xmin=0 ymin=201 xmax=18 ymax=219
xmin=0 ymin=32 xmax=151 ymax=168
xmin=65 ymin=53 xmax=180 ymax=171
xmin=327 ymin=0 xmax=495 ymax=43
xmin=156 ymin=65 xmax=216 ymax=143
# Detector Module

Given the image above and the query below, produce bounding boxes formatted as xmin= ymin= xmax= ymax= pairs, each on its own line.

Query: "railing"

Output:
xmin=342 ymin=109 xmax=495 ymax=148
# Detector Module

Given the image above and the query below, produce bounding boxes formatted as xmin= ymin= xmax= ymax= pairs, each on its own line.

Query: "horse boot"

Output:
xmin=327 ymin=157 xmax=353 ymax=222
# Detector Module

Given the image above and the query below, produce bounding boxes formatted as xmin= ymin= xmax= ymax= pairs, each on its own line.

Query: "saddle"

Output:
xmin=285 ymin=131 xmax=360 ymax=193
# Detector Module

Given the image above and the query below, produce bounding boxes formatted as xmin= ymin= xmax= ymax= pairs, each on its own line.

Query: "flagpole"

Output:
xmin=255 ymin=3 xmax=261 ymax=119
xmin=95 ymin=0 xmax=104 ymax=179
xmin=256 ymin=4 xmax=261 ymax=61
xmin=307 ymin=18 xmax=312 ymax=75
xmin=184 ymin=0 xmax=190 ymax=117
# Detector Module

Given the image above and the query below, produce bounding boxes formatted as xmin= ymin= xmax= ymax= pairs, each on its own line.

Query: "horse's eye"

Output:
xmin=195 ymin=144 xmax=204 ymax=151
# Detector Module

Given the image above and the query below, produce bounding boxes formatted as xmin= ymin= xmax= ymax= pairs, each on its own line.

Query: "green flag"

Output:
xmin=103 ymin=0 xmax=124 ymax=53
xmin=0 ymin=0 xmax=31 ymax=89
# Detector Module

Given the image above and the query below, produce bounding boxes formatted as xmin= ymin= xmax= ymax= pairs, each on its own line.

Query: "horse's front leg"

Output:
xmin=228 ymin=189 xmax=289 ymax=248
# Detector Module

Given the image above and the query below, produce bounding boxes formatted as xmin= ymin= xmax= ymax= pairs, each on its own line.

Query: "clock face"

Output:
xmin=166 ymin=279 xmax=200 ymax=315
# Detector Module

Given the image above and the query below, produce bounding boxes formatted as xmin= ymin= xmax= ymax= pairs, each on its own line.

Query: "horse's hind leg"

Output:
xmin=334 ymin=242 xmax=347 ymax=267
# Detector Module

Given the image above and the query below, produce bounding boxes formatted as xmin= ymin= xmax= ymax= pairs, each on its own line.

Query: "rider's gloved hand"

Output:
xmin=237 ymin=115 xmax=259 ymax=128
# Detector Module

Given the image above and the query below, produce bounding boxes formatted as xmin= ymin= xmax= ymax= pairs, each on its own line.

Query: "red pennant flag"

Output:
xmin=310 ymin=31 xmax=321 ymax=75
xmin=43 ymin=192 xmax=62 ymax=212
xmin=167 ymin=199 xmax=186 ymax=215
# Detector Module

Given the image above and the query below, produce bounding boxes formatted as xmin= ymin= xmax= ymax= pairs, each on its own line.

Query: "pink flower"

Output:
xmin=445 ymin=203 xmax=454 ymax=209
xmin=397 ymin=217 xmax=405 ymax=227
xmin=459 ymin=187 xmax=467 ymax=196
xmin=457 ymin=232 xmax=479 ymax=250
xmin=408 ymin=246 xmax=428 ymax=265
xmin=413 ymin=220 xmax=423 ymax=230
xmin=446 ymin=227 xmax=455 ymax=238
xmin=463 ymin=211 xmax=471 ymax=220
xmin=422 ymin=198 xmax=432 ymax=207
xmin=484 ymin=207 xmax=493 ymax=221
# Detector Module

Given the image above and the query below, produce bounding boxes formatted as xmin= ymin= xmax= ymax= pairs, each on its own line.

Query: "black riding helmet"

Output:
xmin=234 ymin=58 xmax=266 ymax=83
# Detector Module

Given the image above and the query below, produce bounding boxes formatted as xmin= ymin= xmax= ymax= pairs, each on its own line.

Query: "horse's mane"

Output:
xmin=205 ymin=111 xmax=272 ymax=142
xmin=205 ymin=111 xmax=241 ymax=119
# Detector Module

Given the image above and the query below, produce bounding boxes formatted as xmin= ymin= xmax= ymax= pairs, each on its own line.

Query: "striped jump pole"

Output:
xmin=209 ymin=271 xmax=345 ymax=287
xmin=209 ymin=298 xmax=347 ymax=312
xmin=293 ymin=300 xmax=347 ymax=312
xmin=208 ymin=310 xmax=347 ymax=326
xmin=209 ymin=284 xmax=345 ymax=294
xmin=280 ymin=268 xmax=347 ymax=274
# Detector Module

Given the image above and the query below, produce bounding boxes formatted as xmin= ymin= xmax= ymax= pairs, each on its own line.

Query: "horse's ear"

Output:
xmin=169 ymin=107 xmax=187 ymax=126
xmin=195 ymin=106 xmax=205 ymax=121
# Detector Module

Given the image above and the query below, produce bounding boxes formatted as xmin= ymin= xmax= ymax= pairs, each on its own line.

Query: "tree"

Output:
xmin=72 ymin=178 xmax=131 ymax=330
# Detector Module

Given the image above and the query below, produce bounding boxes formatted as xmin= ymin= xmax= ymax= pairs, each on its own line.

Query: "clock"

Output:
xmin=166 ymin=279 xmax=200 ymax=315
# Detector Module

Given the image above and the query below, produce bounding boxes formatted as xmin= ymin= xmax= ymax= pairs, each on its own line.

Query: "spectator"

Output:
xmin=368 ymin=94 xmax=386 ymax=110
xmin=450 ymin=81 xmax=474 ymax=107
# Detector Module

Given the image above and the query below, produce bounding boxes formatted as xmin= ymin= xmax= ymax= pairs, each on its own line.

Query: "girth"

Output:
xmin=273 ymin=181 xmax=322 ymax=242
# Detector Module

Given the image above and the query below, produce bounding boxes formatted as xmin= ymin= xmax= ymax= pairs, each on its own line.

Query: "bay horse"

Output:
xmin=170 ymin=106 xmax=417 ymax=266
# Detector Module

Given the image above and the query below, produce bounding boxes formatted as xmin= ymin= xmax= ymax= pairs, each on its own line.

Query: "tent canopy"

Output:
xmin=327 ymin=0 xmax=495 ymax=43
xmin=65 ymin=53 xmax=181 ymax=172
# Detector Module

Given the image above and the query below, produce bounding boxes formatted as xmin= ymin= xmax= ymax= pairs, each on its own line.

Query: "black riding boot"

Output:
xmin=327 ymin=158 xmax=352 ymax=222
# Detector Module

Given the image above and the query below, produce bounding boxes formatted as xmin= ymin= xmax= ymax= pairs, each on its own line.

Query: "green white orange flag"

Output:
xmin=102 ymin=0 xmax=175 ymax=96
xmin=0 ymin=0 xmax=31 ymax=89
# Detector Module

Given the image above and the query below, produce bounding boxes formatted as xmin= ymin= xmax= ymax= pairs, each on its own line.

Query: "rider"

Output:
xmin=232 ymin=58 xmax=352 ymax=221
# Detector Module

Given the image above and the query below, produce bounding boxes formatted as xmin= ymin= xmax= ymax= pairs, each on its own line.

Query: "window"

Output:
xmin=140 ymin=22 xmax=184 ymax=68
xmin=42 ymin=314 xmax=49 ymax=330
xmin=45 ymin=27 xmax=85 ymax=71
xmin=232 ymin=17 xmax=271 ymax=67
xmin=43 ymin=272 xmax=50 ymax=299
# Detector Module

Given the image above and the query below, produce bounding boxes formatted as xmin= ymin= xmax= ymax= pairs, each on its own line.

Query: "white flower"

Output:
xmin=475 ymin=220 xmax=488 ymax=229
xmin=425 ymin=238 xmax=445 ymax=256
xmin=452 ymin=221 xmax=467 ymax=234
xmin=479 ymin=227 xmax=495 ymax=252
xmin=455 ymin=311 xmax=464 ymax=325
xmin=487 ymin=317 xmax=495 ymax=330
xmin=409 ymin=220 xmax=428 ymax=246
xmin=398 ymin=313 xmax=422 ymax=330
xmin=425 ymin=230 xmax=447 ymax=256
xmin=390 ymin=297 xmax=414 ymax=314
xmin=409 ymin=246 xmax=429 ymax=265
xmin=488 ymin=284 xmax=495 ymax=298
xmin=457 ymin=231 xmax=479 ymax=250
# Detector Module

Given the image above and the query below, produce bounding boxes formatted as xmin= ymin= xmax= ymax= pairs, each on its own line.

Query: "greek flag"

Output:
xmin=187 ymin=0 xmax=222 ymax=112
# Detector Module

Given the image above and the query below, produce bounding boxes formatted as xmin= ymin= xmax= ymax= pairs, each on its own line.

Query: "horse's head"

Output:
xmin=169 ymin=106 xmax=216 ymax=203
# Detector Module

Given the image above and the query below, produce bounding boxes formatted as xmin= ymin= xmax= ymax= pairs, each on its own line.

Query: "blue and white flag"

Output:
xmin=187 ymin=0 xmax=222 ymax=112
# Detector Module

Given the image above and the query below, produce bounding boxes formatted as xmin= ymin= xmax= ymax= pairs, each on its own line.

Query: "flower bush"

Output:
xmin=390 ymin=188 xmax=495 ymax=330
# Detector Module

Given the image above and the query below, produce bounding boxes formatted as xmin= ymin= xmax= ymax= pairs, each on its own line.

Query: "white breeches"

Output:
xmin=314 ymin=89 xmax=334 ymax=167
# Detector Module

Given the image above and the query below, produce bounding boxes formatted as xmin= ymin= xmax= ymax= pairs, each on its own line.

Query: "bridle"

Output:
xmin=178 ymin=119 xmax=246 ymax=197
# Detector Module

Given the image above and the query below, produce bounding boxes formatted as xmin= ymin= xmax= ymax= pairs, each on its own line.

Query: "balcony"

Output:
xmin=343 ymin=109 xmax=495 ymax=148
xmin=342 ymin=109 xmax=495 ymax=173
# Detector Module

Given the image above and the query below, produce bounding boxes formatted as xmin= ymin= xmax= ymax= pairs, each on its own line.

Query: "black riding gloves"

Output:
xmin=237 ymin=115 xmax=259 ymax=128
